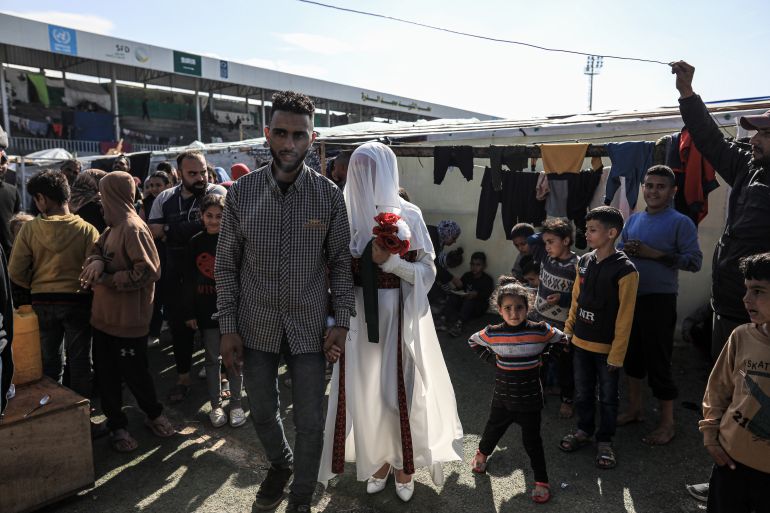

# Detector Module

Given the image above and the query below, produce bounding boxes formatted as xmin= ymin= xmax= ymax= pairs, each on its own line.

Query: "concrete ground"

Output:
xmin=43 ymin=316 xmax=713 ymax=513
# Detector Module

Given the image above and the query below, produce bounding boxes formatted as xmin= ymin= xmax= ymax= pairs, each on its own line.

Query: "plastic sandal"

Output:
xmin=559 ymin=432 xmax=591 ymax=452
xmin=167 ymin=383 xmax=190 ymax=403
xmin=109 ymin=429 xmax=138 ymax=453
xmin=596 ymin=442 xmax=617 ymax=469
xmin=532 ymin=482 xmax=551 ymax=504
xmin=145 ymin=414 xmax=176 ymax=437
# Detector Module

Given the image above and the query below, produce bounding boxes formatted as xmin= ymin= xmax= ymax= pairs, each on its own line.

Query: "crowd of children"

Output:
xmin=458 ymin=164 xmax=767 ymax=510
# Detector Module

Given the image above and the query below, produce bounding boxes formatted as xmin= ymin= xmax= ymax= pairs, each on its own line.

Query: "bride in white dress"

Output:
xmin=318 ymin=142 xmax=463 ymax=502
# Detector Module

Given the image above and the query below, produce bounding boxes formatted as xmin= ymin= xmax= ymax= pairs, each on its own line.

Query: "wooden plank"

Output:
xmin=0 ymin=377 xmax=94 ymax=513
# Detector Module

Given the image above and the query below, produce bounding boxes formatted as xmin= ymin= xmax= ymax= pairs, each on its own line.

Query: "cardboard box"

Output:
xmin=0 ymin=377 xmax=94 ymax=513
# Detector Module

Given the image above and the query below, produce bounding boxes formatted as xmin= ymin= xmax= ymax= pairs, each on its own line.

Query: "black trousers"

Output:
xmin=707 ymin=461 xmax=770 ymax=513
xmin=164 ymin=267 xmax=195 ymax=374
xmin=433 ymin=146 xmax=474 ymax=184
xmin=92 ymin=328 xmax=163 ymax=431
xmin=624 ymin=294 xmax=678 ymax=400
xmin=476 ymin=168 xmax=546 ymax=241
xmin=711 ymin=313 xmax=744 ymax=362
xmin=558 ymin=348 xmax=574 ymax=402
xmin=479 ymin=406 xmax=548 ymax=483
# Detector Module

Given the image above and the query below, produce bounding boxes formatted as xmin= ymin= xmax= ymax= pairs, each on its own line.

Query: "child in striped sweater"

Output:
xmin=468 ymin=277 xmax=567 ymax=504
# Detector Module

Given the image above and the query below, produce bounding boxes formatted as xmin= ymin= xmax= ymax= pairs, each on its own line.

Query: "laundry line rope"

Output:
xmin=298 ymin=0 xmax=671 ymax=65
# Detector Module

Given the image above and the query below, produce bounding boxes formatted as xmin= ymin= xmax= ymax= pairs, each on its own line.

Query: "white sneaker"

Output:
xmin=198 ymin=366 xmax=207 ymax=379
xmin=395 ymin=476 xmax=414 ymax=502
xmin=366 ymin=467 xmax=391 ymax=494
xmin=229 ymin=407 xmax=247 ymax=428
xmin=209 ymin=407 xmax=227 ymax=428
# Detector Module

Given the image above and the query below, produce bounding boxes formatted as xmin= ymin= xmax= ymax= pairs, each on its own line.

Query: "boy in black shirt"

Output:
xmin=443 ymin=251 xmax=495 ymax=337
xmin=184 ymin=194 xmax=245 ymax=428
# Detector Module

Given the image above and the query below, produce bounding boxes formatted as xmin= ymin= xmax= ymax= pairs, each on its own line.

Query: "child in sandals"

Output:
xmin=79 ymin=171 xmax=175 ymax=452
xmin=558 ymin=207 xmax=638 ymax=470
xmin=468 ymin=277 xmax=568 ymax=504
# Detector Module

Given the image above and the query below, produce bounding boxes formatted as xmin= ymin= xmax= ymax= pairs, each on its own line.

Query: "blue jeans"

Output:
xmin=242 ymin=341 xmax=326 ymax=504
xmin=33 ymin=303 xmax=92 ymax=398
xmin=573 ymin=345 xmax=620 ymax=443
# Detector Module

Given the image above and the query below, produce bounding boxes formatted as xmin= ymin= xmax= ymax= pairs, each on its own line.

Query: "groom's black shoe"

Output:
xmin=253 ymin=465 xmax=293 ymax=510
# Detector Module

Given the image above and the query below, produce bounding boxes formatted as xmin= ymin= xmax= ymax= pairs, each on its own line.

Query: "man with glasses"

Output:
xmin=217 ymin=91 xmax=353 ymax=513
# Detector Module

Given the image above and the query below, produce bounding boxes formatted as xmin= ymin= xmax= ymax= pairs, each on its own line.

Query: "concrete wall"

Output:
xmin=397 ymin=129 xmax=735 ymax=322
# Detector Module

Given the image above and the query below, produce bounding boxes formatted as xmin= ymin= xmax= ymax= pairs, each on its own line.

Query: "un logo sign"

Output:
xmin=52 ymin=28 xmax=71 ymax=45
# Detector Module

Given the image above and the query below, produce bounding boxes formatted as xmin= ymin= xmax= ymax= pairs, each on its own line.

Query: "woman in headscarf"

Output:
xmin=319 ymin=142 xmax=463 ymax=502
xmin=71 ymin=169 xmax=108 ymax=233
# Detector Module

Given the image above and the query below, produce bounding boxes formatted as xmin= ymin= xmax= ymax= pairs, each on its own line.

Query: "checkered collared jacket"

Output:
xmin=215 ymin=164 xmax=354 ymax=354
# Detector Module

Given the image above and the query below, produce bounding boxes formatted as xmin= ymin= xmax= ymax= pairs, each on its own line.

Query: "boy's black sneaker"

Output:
xmin=286 ymin=502 xmax=311 ymax=513
xmin=253 ymin=465 xmax=293 ymax=510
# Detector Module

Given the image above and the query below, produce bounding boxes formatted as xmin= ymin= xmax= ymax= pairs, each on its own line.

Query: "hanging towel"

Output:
xmin=434 ymin=146 xmax=474 ymax=184
xmin=653 ymin=135 xmax=671 ymax=166
xmin=535 ymin=172 xmax=550 ymax=201
xmin=678 ymin=129 xmax=719 ymax=224
xmin=604 ymin=141 xmax=654 ymax=209
xmin=591 ymin=166 xmax=632 ymax=220
xmin=539 ymin=143 xmax=590 ymax=174
xmin=489 ymin=146 xmax=527 ymax=191
xmin=544 ymin=174 xmax=569 ymax=218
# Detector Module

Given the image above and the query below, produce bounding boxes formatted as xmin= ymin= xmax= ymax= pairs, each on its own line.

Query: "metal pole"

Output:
xmin=195 ymin=79 xmax=202 ymax=142
xmin=326 ymin=101 xmax=331 ymax=127
xmin=588 ymin=73 xmax=594 ymax=111
xmin=111 ymin=66 xmax=120 ymax=141
xmin=260 ymin=89 xmax=266 ymax=134
xmin=19 ymin=157 xmax=26 ymax=211
xmin=1 ymin=63 xmax=10 ymax=139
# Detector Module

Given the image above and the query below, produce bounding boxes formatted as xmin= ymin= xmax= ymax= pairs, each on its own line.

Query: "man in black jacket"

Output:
xmin=672 ymin=61 xmax=770 ymax=503
xmin=672 ymin=61 xmax=770 ymax=358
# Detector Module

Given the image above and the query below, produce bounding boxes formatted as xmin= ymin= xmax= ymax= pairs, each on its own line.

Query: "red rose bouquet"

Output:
xmin=373 ymin=212 xmax=411 ymax=257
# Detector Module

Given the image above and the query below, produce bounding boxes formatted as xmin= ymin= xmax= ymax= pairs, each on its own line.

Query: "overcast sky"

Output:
xmin=2 ymin=0 xmax=768 ymax=119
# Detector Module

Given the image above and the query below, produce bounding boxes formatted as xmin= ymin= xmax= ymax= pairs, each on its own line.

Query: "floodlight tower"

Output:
xmin=584 ymin=55 xmax=603 ymax=111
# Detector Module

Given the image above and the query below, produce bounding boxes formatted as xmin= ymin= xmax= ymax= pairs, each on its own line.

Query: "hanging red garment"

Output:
xmin=679 ymin=128 xmax=720 ymax=224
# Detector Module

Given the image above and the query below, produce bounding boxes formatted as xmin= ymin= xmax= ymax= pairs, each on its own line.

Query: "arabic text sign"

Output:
xmin=173 ymin=51 xmax=202 ymax=76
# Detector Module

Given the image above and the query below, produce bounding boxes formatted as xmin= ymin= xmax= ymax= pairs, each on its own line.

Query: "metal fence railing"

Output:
xmin=7 ymin=137 xmax=167 ymax=156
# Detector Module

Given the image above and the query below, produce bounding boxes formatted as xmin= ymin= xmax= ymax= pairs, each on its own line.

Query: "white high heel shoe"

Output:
xmin=394 ymin=472 xmax=414 ymax=502
xmin=366 ymin=466 xmax=391 ymax=494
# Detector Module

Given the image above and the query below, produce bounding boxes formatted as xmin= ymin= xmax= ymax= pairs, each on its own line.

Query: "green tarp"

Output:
xmin=27 ymin=74 xmax=49 ymax=108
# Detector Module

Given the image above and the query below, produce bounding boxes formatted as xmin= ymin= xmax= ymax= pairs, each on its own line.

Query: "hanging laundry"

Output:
xmin=476 ymin=168 xmax=545 ymax=240
xmin=677 ymin=128 xmax=719 ymax=224
xmin=539 ymin=143 xmax=590 ymax=174
xmin=489 ymin=146 xmax=527 ymax=191
xmin=591 ymin=166 xmax=633 ymax=220
xmin=544 ymin=173 xmax=569 ymax=218
xmin=434 ymin=146 xmax=474 ymax=184
xmin=535 ymin=172 xmax=550 ymax=201
xmin=666 ymin=133 xmax=683 ymax=170
xmin=653 ymin=135 xmax=671 ymax=166
xmin=566 ymin=166 xmax=604 ymax=249
xmin=604 ymin=141 xmax=654 ymax=209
